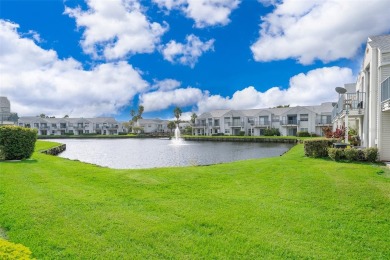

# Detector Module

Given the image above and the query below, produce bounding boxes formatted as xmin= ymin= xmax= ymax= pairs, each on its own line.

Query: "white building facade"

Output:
xmin=332 ymin=35 xmax=390 ymax=161
xmin=18 ymin=117 xmax=125 ymax=135
xmin=193 ymin=102 xmax=334 ymax=137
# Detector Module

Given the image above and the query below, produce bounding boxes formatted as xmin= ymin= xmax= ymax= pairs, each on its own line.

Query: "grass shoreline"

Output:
xmin=0 ymin=141 xmax=389 ymax=258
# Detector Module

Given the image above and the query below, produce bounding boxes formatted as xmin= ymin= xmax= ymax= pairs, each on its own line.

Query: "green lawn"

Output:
xmin=0 ymin=141 xmax=389 ymax=259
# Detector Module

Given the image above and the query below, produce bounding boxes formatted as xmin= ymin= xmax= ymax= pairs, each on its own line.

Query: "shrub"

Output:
xmin=328 ymin=148 xmax=345 ymax=161
xmin=0 ymin=238 xmax=35 ymax=259
xmin=264 ymin=128 xmax=280 ymax=136
xmin=297 ymin=131 xmax=311 ymax=137
xmin=344 ymin=147 xmax=359 ymax=161
xmin=118 ymin=132 xmax=127 ymax=135
xmin=304 ymin=139 xmax=337 ymax=158
xmin=238 ymin=131 xmax=245 ymax=136
xmin=0 ymin=126 xmax=37 ymax=160
xmin=364 ymin=147 xmax=379 ymax=162
xmin=212 ymin=133 xmax=225 ymax=136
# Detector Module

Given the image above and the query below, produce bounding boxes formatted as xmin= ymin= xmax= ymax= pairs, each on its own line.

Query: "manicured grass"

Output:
xmin=0 ymin=141 xmax=389 ymax=259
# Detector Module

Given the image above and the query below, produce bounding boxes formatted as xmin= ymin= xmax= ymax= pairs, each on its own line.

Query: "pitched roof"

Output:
xmin=368 ymin=34 xmax=390 ymax=52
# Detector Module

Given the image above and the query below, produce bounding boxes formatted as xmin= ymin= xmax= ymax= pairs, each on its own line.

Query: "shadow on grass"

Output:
xmin=0 ymin=159 xmax=38 ymax=164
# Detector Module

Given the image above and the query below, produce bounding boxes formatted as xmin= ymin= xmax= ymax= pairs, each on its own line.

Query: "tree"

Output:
xmin=167 ymin=121 xmax=176 ymax=134
xmin=174 ymin=106 xmax=182 ymax=125
xmin=137 ymin=105 xmax=144 ymax=119
xmin=63 ymin=115 xmax=69 ymax=118
xmin=190 ymin=112 xmax=197 ymax=125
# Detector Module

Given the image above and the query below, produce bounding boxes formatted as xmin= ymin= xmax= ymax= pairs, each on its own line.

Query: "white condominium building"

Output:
xmin=193 ymin=102 xmax=334 ymax=137
xmin=18 ymin=117 xmax=125 ymax=135
xmin=332 ymin=34 xmax=390 ymax=161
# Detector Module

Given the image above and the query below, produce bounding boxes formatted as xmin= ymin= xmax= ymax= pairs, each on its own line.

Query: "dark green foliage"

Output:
xmin=304 ymin=139 xmax=337 ymax=158
xmin=264 ymin=128 xmax=281 ymax=136
xmin=328 ymin=147 xmax=344 ymax=161
xmin=296 ymin=131 xmax=311 ymax=137
xmin=364 ymin=147 xmax=379 ymax=162
xmin=212 ymin=133 xmax=225 ymax=136
xmin=0 ymin=126 xmax=37 ymax=160
xmin=344 ymin=147 xmax=359 ymax=161
xmin=118 ymin=132 xmax=127 ymax=135
xmin=328 ymin=147 xmax=379 ymax=162
xmin=238 ymin=131 xmax=245 ymax=136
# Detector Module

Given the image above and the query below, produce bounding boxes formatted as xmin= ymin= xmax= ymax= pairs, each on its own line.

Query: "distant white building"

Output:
xmin=134 ymin=118 xmax=169 ymax=133
xmin=18 ymin=117 xmax=125 ymax=135
xmin=193 ymin=102 xmax=334 ymax=136
xmin=332 ymin=35 xmax=390 ymax=161
xmin=0 ymin=96 xmax=18 ymax=125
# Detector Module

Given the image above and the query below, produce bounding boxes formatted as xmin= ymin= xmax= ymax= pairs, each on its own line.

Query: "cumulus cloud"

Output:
xmin=152 ymin=79 xmax=181 ymax=91
xmin=251 ymin=0 xmax=390 ymax=64
xmin=140 ymin=66 xmax=354 ymax=114
xmin=153 ymin=0 xmax=240 ymax=28
xmin=140 ymin=87 xmax=203 ymax=111
xmin=162 ymin=34 xmax=215 ymax=67
xmin=0 ymin=20 xmax=148 ymax=117
xmin=65 ymin=0 xmax=167 ymax=60
xmin=196 ymin=66 xmax=355 ymax=113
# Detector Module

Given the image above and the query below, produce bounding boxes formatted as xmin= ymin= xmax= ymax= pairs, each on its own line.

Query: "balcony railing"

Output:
xmin=254 ymin=121 xmax=270 ymax=127
xmin=332 ymin=92 xmax=366 ymax=119
xmin=280 ymin=119 xmax=299 ymax=125
xmin=316 ymin=120 xmax=332 ymax=125
xmin=225 ymin=122 xmax=244 ymax=127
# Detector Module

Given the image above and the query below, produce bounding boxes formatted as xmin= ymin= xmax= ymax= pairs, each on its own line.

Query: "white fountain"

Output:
xmin=171 ymin=126 xmax=184 ymax=145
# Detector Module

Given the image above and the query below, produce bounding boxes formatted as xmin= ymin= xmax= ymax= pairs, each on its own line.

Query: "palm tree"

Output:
xmin=167 ymin=121 xmax=176 ymax=135
xmin=174 ymin=106 xmax=182 ymax=125
xmin=190 ymin=112 xmax=197 ymax=125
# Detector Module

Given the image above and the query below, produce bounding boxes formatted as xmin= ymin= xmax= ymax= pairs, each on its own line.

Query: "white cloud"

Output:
xmin=140 ymin=66 xmax=354 ymax=114
xmin=152 ymin=79 xmax=181 ymax=91
xmin=0 ymin=20 xmax=148 ymax=117
xmin=196 ymin=66 xmax=355 ymax=113
xmin=162 ymin=34 xmax=215 ymax=67
xmin=153 ymin=0 xmax=240 ymax=28
xmin=65 ymin=0 xmax=167 ymax=60
xmin=251 ymin=0 xmax=390 ymax=64
xmin=140 ymin=87 xmax=203 ymax=111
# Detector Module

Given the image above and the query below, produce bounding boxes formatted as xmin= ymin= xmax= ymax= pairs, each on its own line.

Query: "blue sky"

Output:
xmin=1 ymin=0 xmax=390 ymax=121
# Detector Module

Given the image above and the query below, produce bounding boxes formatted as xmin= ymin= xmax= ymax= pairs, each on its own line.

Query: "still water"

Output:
xmin=50 ymin=138 xmax=294 ymax=169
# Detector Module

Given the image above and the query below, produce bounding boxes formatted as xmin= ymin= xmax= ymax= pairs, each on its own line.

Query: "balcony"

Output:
xmin=332 ymin=92 xmax=366 ymax=119
xmin=316 ymin=120 xmax=332 ymax=126
xmin=381 ymin=77 xmax=390 ymax=111
xmin=193 ymin=122 xmax=206 ymax=127
xmin=225 ymin=122 xmax=244 ymax=127
xmin=280 ymin=119 xmax=299 ymax=126
xmin=253 ymin=121 xmax=270 ymax=127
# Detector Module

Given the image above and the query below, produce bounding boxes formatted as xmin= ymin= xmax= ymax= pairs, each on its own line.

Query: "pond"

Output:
xmin=50 ymin=138 xmax=294 ymax=169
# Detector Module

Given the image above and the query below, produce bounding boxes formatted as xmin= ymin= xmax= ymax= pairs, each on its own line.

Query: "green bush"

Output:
xmin=212 ymin=133 xmax=225 ymax=136
xmin=238 ymin=131 xmax=245 ymax=136
xmin=328 ymin=147 xmax=345 ymax=161
xmin=304 ymin=139 xmax=337 ymax=158
xmin=364 ymin=147 xmax=379 ymax=162
xmin=264 ymin=128 xmax=280 ymax=136
xmin=297 ymin=131 xmax=311 ymax=137
xmin=0 ymin=238 xmax=35 ymax=259
xmin=344 ymin=147 xmax=359 ymax=161
xmin=0 ymin=126 xmax=37 ymax=160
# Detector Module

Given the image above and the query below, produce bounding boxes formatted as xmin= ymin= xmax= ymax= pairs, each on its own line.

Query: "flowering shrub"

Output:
xmin=0 ymin=238 xmax=35 ymax=259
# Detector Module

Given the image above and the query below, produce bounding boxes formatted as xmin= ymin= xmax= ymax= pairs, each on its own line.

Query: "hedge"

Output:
xmin=296 ymin=131 xmax=311 ymax=137
xmin=328 ymin=147 xmax=379 ymax=162
xmin=0 ymin=238 xmax=35 ymax=259
xmin=0 ymin=126 xmax=37 ymax=160
xmin=303 ymin=138 xmax=338 ymax=158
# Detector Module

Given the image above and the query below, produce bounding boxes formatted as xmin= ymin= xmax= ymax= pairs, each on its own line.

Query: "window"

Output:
xmin=34 ymin=123 xmax=39 ymax=128
xmin=300 ymin=128 xmax=308 ymax=132
xmin=225 ymin=129 xmax=230 ymax=134
xmin=52 ymin=123 xmax=57 ymax=128
xmin=300 ymin=114 xmax=308 ymax=121
xmin=272 ymin=115 xmax=279 ymax=122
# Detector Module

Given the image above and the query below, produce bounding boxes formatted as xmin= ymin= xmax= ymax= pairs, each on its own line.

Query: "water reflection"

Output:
xmin=50 ymin=139 xmax=294 ymax=169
